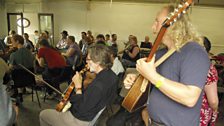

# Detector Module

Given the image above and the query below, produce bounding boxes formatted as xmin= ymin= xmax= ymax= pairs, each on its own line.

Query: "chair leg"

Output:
xmin=44 ymin=87 xmax=47 ymax=102
xmin=31 ymin=86 xmax=34 ymax=102
xmin=35 ymin=88 xmax=41 ymax=108
xmin=109 ymin=105 xmax=113 ymax=113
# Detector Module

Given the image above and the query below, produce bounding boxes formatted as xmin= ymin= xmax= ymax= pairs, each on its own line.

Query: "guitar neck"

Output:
xmin=146 ymin=27 xmax=167 ymax=62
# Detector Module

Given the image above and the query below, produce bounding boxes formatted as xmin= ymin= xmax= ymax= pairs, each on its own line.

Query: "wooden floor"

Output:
xmin=16 ymin=86 xmax=224 ymax=126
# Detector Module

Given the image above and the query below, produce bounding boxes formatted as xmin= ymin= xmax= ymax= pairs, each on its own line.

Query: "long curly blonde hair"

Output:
xmin=164 ymin=4 xmax=203 ymax=50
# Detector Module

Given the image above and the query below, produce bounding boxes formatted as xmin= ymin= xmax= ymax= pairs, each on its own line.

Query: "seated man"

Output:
xmin=9 ymin=35 xmax=35 ymax=103
xmin=110 ymin=46 xmax=124 ymax=76
xmin=39 ymin=44 xmax=118 ymax=126
xmin=62 ymin=36 xmax=82 ymax=67
xmin=36 ymin=39 xmax=68 ymax=98
xmin=140 ymin=36 xmax=152 ymax=49
xmin=56 ymin=30 xmax=69 ymax=50
xmin=23 ymin=33 xmax=35 ymax=52
xmin=4 ymin=30 xmax=16 ymax=46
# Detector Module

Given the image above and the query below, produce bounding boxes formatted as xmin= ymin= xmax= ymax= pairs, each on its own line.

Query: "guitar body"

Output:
xmin=122 ymin=75 xmax=149 ymax=113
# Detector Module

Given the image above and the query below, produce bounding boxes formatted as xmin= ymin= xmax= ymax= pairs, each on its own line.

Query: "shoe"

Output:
xmin=11 ymin=93 xmax=18 ymax=99
xmin=46 ymin=92 xmax=57 ymax=100
xmin=18 ymin=93 xmax=23 ymax=103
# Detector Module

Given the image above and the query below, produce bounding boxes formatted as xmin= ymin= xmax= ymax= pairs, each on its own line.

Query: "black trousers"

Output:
xmin=42 ymin=66 xmax=72 ymax=94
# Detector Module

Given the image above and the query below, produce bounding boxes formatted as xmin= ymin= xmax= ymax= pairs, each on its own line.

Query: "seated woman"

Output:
xmin=121 ymin=36 xmax=140 ymax=68
xmin=61 ymin=36 xmax=82 ymax=67
xmin=36 ymin=39 xmax=68 ymax=99
xmin=39 ymin=44 xmax=118 ymax=126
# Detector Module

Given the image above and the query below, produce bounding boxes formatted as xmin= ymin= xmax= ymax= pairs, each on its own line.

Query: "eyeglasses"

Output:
xmin=86 ymin=58 xmax=91 ymax=61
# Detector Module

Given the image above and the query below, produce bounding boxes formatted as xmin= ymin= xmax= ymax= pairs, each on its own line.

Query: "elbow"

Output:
xmin=184 ymin=97 xmax=199 ymax=108
xmin=185 ymin=100 xmax=197 ymax=108
xmin=209 ymin=100 xmax=219 ymax=110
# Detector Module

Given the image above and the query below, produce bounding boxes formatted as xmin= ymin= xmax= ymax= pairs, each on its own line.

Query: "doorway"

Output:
xmin=7 ymin=13 xmax=24 ymax=35
xmin=38 ymin=13 xmax=54 ymax=46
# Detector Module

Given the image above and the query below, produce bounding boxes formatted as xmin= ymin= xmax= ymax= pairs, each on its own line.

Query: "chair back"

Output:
xmin=72 ymin=53 xmax=83 ymax=72
xmin=88 ymin=107 xmax=106 ymax=126
xmin=11 ymin=68 xmax=36 ymax=88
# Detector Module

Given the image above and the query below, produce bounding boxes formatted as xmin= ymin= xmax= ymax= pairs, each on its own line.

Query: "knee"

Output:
xmin=141 ymin=108 xmax=149 ymax=120
xmin=39 ymin=109 xmax=48 ymax=120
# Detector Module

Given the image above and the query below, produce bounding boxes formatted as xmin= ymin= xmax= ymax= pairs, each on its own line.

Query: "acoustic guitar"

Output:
xmin=122 ymin=0 xmax=193 ymax=113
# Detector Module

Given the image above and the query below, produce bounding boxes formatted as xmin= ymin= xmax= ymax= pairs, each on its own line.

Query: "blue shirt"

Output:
xmin=147 ymin=42 xmax=210 ymax=126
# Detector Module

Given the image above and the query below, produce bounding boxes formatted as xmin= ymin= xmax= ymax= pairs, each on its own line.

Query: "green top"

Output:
xmin=9 ymin=47 xmax=35 ymax=69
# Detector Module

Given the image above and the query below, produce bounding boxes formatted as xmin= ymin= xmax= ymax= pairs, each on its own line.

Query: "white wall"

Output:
xmin=1 ymin=1 xmax=224 ymax=54
xmin=191 ymin=6 xmax=224 ymax=54
xmin=23 ymin=13 xmax=39 ymax=42
xmin=0 ymin=3 xmax=7 ymax=38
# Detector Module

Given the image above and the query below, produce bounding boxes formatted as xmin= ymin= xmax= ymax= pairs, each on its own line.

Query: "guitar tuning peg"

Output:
xmin=185 ymin=2 xmax=189 ymax=6
xmin=175 ymin=9 xmax=179 ymax=13
xmin=167 ymin=16 xmax=171 ymax=20
xmin=183 ymin=10 xmax=186 ymax=14
xmin=177 ymin=13 xmax=181 ymax=18
xmin=170 ymin=12 xmax=175 ymax=16
xmin=174 ymin=19 xmax=177 ymax=22
xmin=169 ymin=22 xmax=173 ymax=26
xmin=178 ymin=4 xmax=183 ymax=8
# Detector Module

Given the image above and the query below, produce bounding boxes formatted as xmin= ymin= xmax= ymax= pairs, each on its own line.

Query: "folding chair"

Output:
xmin=88 ymin=107 xmax=106 ymax=126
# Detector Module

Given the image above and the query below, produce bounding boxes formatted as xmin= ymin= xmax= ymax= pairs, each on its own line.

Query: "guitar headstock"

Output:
xmin=162 ymin=0 xmax=193 ymax=27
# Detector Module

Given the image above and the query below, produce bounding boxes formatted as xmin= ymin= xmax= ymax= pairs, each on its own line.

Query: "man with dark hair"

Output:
xmin=4 ymin=30 xmax=16 ymax=46
xmin=23 ymin=33 xmax=35 ymax=52
xmin=56 ymin=30 xmax=69 ymax=50
xmin=34 ymin=30 xmax=39 ymax=45
xmin=9 ymin=34 xmax=35 ymax=103
xmin=111 ymin=34 xmax=118 ymax=54
xmin=79 ymin=32 xmax=88 ymax=58
xmin=62 ymin=36 xmax=82 ymax=66
xmin=96 ymin=34 xmax=106 ymax=45
xmin=40 ymin=44 xmax=118 ymax=126
xmin=36 ymin=39 xmax=67 ymax=99
xmin=87 ymin=30 xmax=94 ymax=42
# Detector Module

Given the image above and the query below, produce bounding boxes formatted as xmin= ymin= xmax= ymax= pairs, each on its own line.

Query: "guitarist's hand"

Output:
xmin=124 ymin=74 xmax=137 ymax=89
xmin=136 ymin=56 xmax=158 ymax=84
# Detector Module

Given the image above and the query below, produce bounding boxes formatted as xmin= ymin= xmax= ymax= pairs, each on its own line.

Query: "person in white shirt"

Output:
xmin=4 ymin=30 xmax=16 ymax=46
xmin=110 ymin=46 xmax=124 ymax=75
xmin=56 ymin=30 xmax=69 ymax=50
xmin=34 ymin=30 xmax=39 ymax=46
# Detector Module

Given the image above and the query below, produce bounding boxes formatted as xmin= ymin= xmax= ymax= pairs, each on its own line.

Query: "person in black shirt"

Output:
xmin=140 ymin=36 xmax=152 ymax=49
xmin=40 ymin=44 xmax=118 ymax=126
xmin=121 ymin=35 xmax=140 ymax=68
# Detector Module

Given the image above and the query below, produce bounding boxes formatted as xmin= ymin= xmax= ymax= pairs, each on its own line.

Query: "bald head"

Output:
xmin=145 ymin=36 xmax=150 ymax=42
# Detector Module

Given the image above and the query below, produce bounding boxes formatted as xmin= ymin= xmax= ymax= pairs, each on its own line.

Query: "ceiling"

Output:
xmin=3 ymin=0 xmax=224 ymax=7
